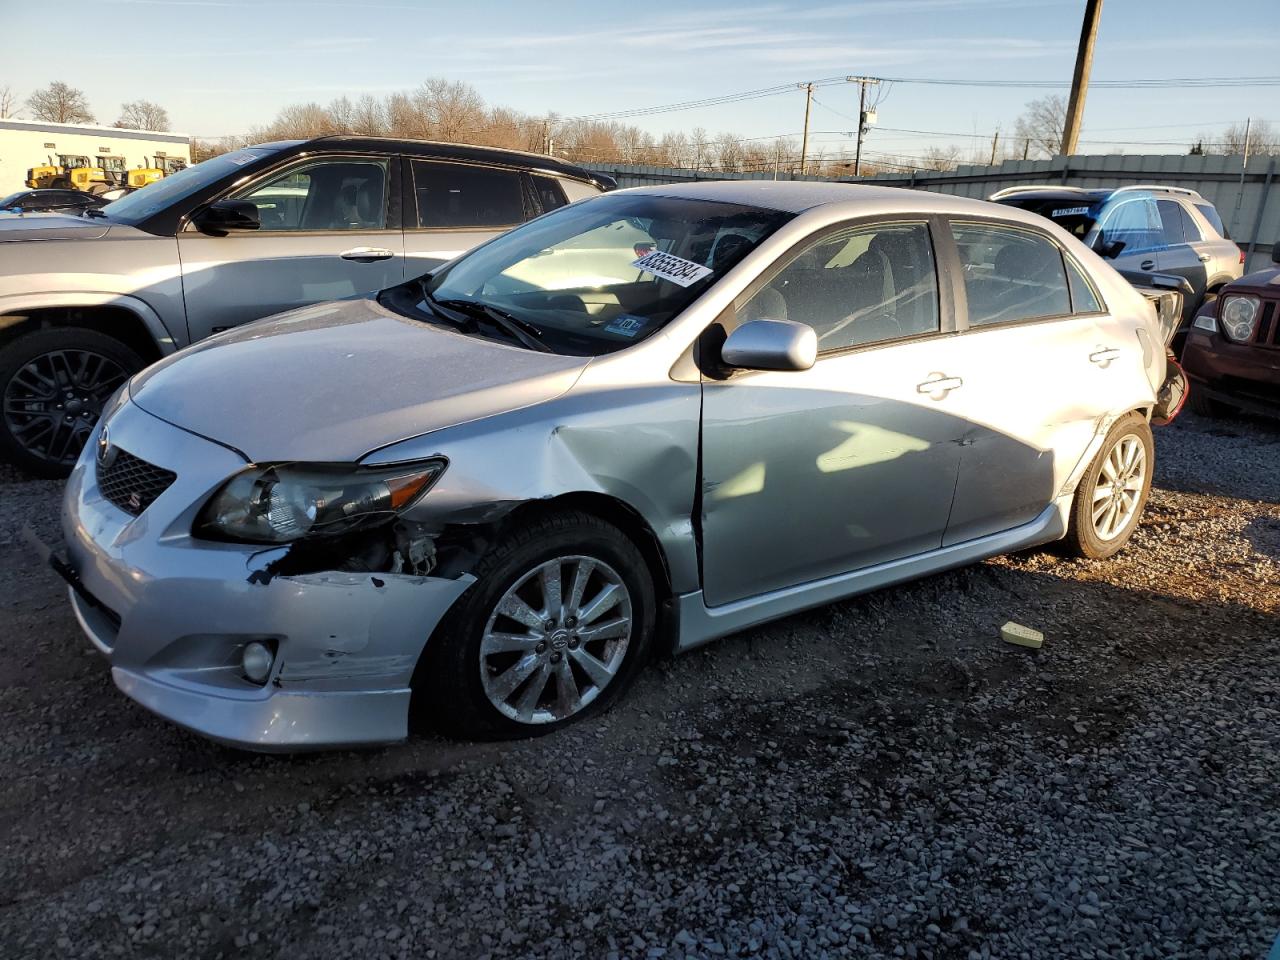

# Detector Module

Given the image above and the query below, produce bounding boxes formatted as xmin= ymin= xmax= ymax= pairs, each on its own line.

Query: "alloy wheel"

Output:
xmin=1091 ymin=434 xmax=1146 ymax=541
xmin=3 ymin=349 xmax=127 ymax=467
xmin=479 ymin=555 xmax=633 ymax=725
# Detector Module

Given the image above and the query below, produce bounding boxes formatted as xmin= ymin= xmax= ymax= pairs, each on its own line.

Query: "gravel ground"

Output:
xmin=1 ymin=412 xmax=1277 ymax=960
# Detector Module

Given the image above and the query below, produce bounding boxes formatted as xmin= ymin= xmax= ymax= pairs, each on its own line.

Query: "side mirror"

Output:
xmin=721 ymin=319 xmax=817 ymax=372
xmin=1092 ymin=234 xmax=1126 ymax=259
xmin=1271 ymin=240 xmax=1280 ymax=264
xmin=191 ymin=199 xmax=260 ymax=236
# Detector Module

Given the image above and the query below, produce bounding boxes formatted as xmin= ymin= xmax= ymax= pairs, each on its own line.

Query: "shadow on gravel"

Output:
xmin=1245 ymin=516 xmax=1280 ymax=560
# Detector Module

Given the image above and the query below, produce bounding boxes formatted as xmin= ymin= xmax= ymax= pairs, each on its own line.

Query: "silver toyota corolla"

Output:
xmin=58 ymin=181 xmax=1171 ymax=751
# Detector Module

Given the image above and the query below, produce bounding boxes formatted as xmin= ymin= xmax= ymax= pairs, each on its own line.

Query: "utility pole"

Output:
xmin=1061 ymin=0 xmax=1103 ymax=156
xmin=848 ymin=75 xmax=880 ymax=178
xmin=989 ymin=128 xmax=1000 ymax=166
xmin=799 ymin=83 xmax=814 ymax=175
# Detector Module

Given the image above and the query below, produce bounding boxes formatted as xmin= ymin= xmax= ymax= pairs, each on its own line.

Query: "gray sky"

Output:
xmin=4 ymin=0 xmax=1278 ymax=160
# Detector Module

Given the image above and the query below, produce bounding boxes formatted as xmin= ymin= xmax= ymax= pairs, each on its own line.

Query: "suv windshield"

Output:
xmin=996 ymin=197 xmax=1103 ymax=240
xmin=99 ymin=147 xmax=282 ymax=223
xmin=383 ymin=193 xmax=792 ymax=356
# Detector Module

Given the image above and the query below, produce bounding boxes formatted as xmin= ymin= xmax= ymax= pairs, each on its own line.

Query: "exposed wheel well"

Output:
xmin=501 ymin=493 xmax=674 ymax=607
xmin=0 ymin=307 xmax=163 ymax=365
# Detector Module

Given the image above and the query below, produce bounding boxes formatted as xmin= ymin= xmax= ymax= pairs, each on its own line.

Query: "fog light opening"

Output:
xmin=242 ymin=641 xmax=276 ymax=684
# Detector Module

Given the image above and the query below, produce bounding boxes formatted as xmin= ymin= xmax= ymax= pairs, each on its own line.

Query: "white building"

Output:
xmin=0 ymin=118 xmax=192 ymax=194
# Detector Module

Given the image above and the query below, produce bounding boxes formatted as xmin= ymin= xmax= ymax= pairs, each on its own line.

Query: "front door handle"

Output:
xmin=1198 ymin=254 xmax=1212 ymax=262
xmin=1090 ymin=347 xmax=1121 ymax=366
xmin=916 ymin=374 xmax=963 ymax=399
xmin=340 ymin=247 xmax=395 ymax=262
xmin=1140 ymin=259 xmax=1155 ymax=270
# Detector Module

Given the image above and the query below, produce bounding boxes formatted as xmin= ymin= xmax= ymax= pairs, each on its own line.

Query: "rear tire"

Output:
xmin=0 ymin=328 xmax=144 ymax=478
xmin=413 ymin=510 xmax=656 ymax=740
xmin=1062 ymin=413 xmax=1153 ymax=560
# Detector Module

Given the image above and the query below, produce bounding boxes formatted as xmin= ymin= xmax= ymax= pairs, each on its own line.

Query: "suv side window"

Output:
xmin=235 ymin=157 xmax=389 ymax=231
xmin=411 ymin=160 xmax=526 ymax=229
xmin=1194 ymin=202 xmax=1225 ymax=237
xmin=532 ymin=175 xmax=568 ymax=214
xmin=742 ymin=221 xmax=940 ymax=352
xmin=952 ymin=221 xmax=1071 ymax=326
xmin=1099 ymin=197 xmax=1162 ymax=255
xmin=1156 ymin=199 xmax=1185 ymax=247
xmin=1177 ymin=203 xmax=1203 ymax=242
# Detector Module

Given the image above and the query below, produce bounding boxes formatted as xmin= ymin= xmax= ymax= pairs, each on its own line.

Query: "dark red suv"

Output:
xmin=1181 ymin=242 xmax=1280 ymax=418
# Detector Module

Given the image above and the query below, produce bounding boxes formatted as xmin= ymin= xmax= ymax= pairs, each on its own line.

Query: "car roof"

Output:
xmin=294 ymin=135 xmax=603 ymax=184
xmin=613 ymin=179 xmax=1049 ymax=219
xmin=992 ymin=184 xmax=1206 ymax=204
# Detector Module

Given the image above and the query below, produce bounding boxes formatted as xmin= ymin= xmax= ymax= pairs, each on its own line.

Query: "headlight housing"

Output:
xmin=1219 ymin=295 xmax=1260 ymax=342
xmin=195 ymin=460 xmax=446 ymax=544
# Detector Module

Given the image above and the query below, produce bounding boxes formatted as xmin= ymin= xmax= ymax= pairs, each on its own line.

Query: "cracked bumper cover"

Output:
xmin=60 ymin=402 xmax=474 ymax=752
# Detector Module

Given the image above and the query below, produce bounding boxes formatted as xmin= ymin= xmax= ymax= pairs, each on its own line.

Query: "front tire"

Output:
xmin=1187 ymin=389 xmax=1237 ymax=419
xmin=1063 ymin=413 xmax=1153 ymax=560
xmin=0 ymin=328 xmax=143 ymax=477
xmin=413 ymin=510 xmax=656 ymax=740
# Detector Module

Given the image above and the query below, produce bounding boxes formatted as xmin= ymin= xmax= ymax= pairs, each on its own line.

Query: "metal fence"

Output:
xmin=589 ymin=154 xmax=1280 ymax=273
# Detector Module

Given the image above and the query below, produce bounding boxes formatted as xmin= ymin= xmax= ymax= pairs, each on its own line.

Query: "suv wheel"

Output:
xmin=1187 ymin=390 xmax=1237 ymax=419
xmin=0 ymin=328 xmax=143 ymax=478
xmin=414 ymin=510 xmax=656 ymax=740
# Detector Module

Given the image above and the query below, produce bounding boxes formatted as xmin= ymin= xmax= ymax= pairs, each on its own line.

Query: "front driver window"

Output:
xmin=741 ymin=221 xmax=940 ymax=352
xmin=1098 ymin=197 xmax=1162 ymax=255
xmin=235 ymin=157 xmax=389 ymax=232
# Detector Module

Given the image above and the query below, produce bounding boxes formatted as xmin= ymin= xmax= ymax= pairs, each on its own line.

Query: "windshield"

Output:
xmin=997 ymin=198 xmax=1103 ymax=240
xmin=387 ymin=193 xmax=791 ymax=356
xmin=99 ymin=147 xmax=281 ymax=223
xmin=0 ymin=192 xmax=23 ymax=208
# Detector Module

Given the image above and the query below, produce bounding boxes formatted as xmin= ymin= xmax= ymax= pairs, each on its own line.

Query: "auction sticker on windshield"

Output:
xmin=633 ymin=250 xmax=713 ymax=287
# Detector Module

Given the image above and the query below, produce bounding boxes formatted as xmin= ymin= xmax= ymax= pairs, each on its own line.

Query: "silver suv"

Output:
xmin=991 ymin=185 xmax=1242 ymax=337
xmin=0 ymin=136 xmax=609 ymax=475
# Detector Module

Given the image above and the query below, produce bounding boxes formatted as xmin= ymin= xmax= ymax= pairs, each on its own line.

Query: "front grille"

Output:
xmin=96 ymin=448 xmax=176 ymax=517
xmin=1255 ymin=299 xmax=1278 ymax=348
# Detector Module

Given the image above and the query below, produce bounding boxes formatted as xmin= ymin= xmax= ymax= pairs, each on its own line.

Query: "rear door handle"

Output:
xmin=1090 ymin=347 xmax=1121 ymax=365
xmin=1198 ymin=254 xmax=1212 ymax=262
xmin=1140 ymin=259 xmax=1155 ymax=270
xmin=916 ymin=374 xmax=963 ymax=398
xmin=340 ymin=247 xmax=394 ymax=262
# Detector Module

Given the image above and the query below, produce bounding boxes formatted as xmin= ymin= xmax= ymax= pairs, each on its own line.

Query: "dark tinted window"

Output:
xmin=997 ymin=197 xmax=1101 ymax=239
xmin=953 ymin=222 xmax=1071 ymax=326
xmin=1065 ymin=256 xmax=1103 ymax=313
xmin=744 ymin=221 xmax=939 ymax=351
xmin=412 ymin=161 xmax=525 ymax=229
xmin=1156 ymin=199 xmax=1185 ymax=246
xmin=532 ymin=175 xmax=568 ymax=214
xmin=1194 ymin=203 xmax=1225 ymax=237
xmin=1178 ymin=203 xmax=1203 ymax=242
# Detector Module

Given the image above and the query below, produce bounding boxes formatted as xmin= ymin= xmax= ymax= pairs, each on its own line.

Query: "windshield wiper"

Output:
xmin=435 ymin=298 xmax=551 ymax=353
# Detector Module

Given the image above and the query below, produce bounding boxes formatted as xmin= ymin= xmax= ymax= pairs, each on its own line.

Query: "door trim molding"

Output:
xmin=673 ymin=495 xmax=1070 ymax=653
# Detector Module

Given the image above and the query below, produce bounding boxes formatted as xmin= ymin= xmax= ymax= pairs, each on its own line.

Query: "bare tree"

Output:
xmin=27 ymin=81 xmax=94 ymax=124
xmin=922 ymin=145 xmax=963 ymax=172
xmin=1013 ymin=94 xmax=1067 ymax=159
xmin=0 ymin=85 xmax=16 ymax=119
xmin=350 ymin=94 xmax=385 ymax=136
xmin=1217 ymin=120 xmax=1279 ymax=156
xmin=116 ymin=99 xmax=170 ymax=131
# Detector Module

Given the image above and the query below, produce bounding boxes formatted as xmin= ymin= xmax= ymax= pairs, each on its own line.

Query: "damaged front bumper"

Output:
xmin=57 ymin=401 xmax=473 ymax=752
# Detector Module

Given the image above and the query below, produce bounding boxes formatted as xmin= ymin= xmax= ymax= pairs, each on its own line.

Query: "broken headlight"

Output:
xmin=195 ymin=460 xmax=446 ymax=544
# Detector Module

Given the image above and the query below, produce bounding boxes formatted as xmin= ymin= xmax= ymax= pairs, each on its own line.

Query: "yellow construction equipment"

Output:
xmin=25 ymin=154 xmax=107 ymax=192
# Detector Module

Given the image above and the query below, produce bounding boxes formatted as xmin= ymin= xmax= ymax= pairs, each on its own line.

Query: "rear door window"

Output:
xmin=1064 ymin=256 xmax=1104 ymax=314
xmin=1177 ymin=203 xmax=1204 ymax=242
xmin=1156 ymin=200 xmax=1185 ymax=247
xmin=411 ymin=160 xmax=526 ymax=229
xmin=952 ymin=222 xmax=1071 ymax=326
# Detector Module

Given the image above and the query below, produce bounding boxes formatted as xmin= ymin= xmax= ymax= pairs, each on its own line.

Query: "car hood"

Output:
xmin=1222 ymin=266 xmax=1280 ymax=296
xmin=0 ymin=212 xmax=111 ymax=241
xmin=128 ymin=297 xmax=592 ymax=462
